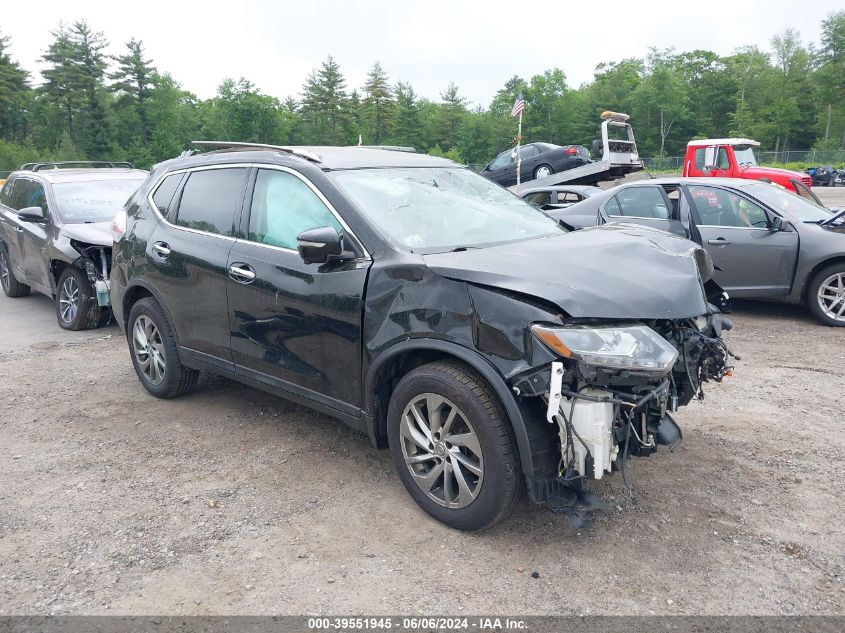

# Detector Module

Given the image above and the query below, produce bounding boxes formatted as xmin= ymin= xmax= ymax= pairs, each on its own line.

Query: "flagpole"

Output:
xmin=516 ymin=109 xmax=523 ymax=194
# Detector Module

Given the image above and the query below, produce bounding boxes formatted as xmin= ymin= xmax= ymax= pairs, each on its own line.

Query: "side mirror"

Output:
xmin=18 ymin=206 xmax=46 ymax=223
xmin=770 ymin=216 xmax=784 ymax=232
xmin=702 ymin=147 xmax=718 ymax=171
xmin=297 ymin=226 xmax=343 ymax=265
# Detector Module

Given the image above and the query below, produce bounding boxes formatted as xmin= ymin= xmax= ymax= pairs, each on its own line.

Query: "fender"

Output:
xmin=120 ymin=278 xmax=181 ymax=347
xmin=364 ymin=338 xmax=544 ymax=490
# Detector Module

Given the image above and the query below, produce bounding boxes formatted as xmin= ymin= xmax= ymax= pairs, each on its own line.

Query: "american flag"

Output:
xmin=511 ymin=91 xmax=525 ymax=118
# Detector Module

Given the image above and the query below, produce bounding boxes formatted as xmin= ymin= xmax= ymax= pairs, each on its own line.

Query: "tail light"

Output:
xmin=112 ymin=209 xmax=127 ymax=242
xmin=564 ymin=147 xmax=578 ymax=155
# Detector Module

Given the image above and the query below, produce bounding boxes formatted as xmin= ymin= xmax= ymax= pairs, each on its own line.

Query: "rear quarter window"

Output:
xmin=152 ymin=173 xmax=183 ymax=216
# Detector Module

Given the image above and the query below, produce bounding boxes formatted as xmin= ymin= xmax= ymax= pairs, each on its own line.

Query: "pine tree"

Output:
xmin=299 ymin=69 xmax=324 ymax=143
xmin=71 ymin=21 xmax=113 ymax=158
xmin=110 ymin=39 xmax=155 ymax=146
xmin=41 ymin=24 xmax=83 ymax=150
xmin=391 ymin=81 xmax=421 ymax=149
xmin=316 ymin=55 xmax=348 ymax=144
xmin=362 ymin=61 xmax=394 ymax=144
xmin=0 ymin=31 xmax=30 ymax=142
xmin=437 ymin=81 xmax=467 ymax=151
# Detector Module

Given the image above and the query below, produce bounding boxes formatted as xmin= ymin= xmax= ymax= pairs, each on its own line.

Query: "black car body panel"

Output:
xmin=423 ymin=227 xmax=710 ymax=319
xmin=112 ymin=148 xmax=731 ymax=514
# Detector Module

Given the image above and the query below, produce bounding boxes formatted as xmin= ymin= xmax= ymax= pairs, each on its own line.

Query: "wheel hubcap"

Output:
xmin=537 ymin=167 xmax=551 ymax=178
xmin=59 ymin=276 xmax=79 ymax=323
xmin=399 ymin=393 xmax=484 ymax=509
xmin=818 ymin=272 xmax=845 ymax=322
xmin=0 ymin=252 xmax=9 ymax=290
xmin=133 ymin=315 xmax=166 ymax=385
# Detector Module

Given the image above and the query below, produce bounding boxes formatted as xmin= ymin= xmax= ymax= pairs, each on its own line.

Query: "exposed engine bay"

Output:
xmin=69 ymin=239 xmax=112 ymax=307
xmin=513 ymin=312 xmax=737 ymax=526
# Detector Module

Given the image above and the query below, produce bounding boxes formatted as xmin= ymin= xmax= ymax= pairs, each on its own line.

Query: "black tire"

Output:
xmin=0 ymin=243 xmax=31 ymax=298
xmin=807 ymin=263 xmax=845 ymax=327
xmin=387 ymin=360 xmax=521 ymax=531
xmin=534 ymin=164 xmax=554 ymax=180
xmin=127 ymin=297 xmax=198 ymax=398
xmin=55 ymin=267 xmax=102 ymax=330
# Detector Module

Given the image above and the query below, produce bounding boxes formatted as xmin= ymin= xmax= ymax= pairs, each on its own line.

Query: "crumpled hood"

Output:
xmin=423 ymin=225 xmax=711 ymax=319
xmin=61 ymin=222 xmax=113 ymax=246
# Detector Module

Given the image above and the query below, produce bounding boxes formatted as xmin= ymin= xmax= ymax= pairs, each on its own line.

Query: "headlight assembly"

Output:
xmin=531 ymin=324 xmax=679 ymax=374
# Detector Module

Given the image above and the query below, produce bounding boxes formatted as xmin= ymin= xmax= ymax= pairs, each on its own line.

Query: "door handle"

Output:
xmin=152 ymin=241 xmax=171 ymax=257
xmin=228 ymin=263 xmax=256 ymax=283
xmin=707 ymin=238 xmax=731 ymax=246
xmin=13 ymin=226 xmax=23 ymax=232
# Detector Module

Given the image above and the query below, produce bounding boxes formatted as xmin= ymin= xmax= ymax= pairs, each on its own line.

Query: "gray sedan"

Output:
xmin=547 ymin=177 xmax=845 ymax=326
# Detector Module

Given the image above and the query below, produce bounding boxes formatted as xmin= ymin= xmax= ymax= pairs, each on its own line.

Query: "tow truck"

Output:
xmin=681 ymin=138 xmax=813 ymax=191
xmin=508 ymin=111 xmax=643 ymax=192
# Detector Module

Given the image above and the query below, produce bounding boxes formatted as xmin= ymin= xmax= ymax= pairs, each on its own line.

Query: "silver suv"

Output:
xmin=0 ymin=161 xmax=148 ymax=329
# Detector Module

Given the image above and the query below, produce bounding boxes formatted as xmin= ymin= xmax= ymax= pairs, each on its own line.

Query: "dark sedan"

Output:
xmin=480 ymin=143 xmax=590 ymax=187
xmin=548 ymin=177 xmax=845 ymax=326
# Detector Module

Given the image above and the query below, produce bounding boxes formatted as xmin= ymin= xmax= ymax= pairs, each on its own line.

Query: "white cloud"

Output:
xmin=1 ymin=0 xmax=830 ymax=107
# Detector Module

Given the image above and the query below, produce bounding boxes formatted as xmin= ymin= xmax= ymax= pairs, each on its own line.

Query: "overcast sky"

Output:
xmin=1 ymin=0 xmax=834 ymax=107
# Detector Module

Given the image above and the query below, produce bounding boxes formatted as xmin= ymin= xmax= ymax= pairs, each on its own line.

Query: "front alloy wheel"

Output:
xmin=58 ymin=275 xmax=79 ymax=324
xmin=0 ymin=249 xmax=10 ymax=292
xmin=387 ymin=361 xmax=521 ymax=531
xmin=399 ymin=393 xmax=484 ymax=509
xmin=816 ymin=271 xmax=845 ymax=324
xmin=132 ymin=315 xmax=167 ymax=385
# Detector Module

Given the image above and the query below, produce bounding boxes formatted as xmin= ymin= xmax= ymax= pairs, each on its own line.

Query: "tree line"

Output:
xmin=0 ymin=12 xmax=843 ymax=171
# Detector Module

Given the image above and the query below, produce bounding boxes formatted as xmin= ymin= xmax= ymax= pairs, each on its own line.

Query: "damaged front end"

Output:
xmin=68 ymin=240 xmax=112 ymax=307
xmin=513 ymin=313 xmax=737 ymax=526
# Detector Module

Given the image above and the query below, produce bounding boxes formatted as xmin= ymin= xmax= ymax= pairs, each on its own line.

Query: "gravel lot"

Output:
xmin=0 ymin=187 xmax=843 ymax=616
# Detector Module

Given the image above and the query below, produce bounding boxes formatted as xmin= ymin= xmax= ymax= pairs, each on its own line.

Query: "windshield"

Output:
xmin=53 ymin=178 xmax=145 ymax=224
xmin=331 ymin=167 xmax=564 ymax=252
xmin=745 ymin=182 xmax=834 ymax=223
xmin=734 ymin=147 xmax=758 ymax=167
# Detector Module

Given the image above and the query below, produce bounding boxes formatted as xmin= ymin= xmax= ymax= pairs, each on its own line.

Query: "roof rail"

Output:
xmin=191 ymin=141 xmax=322 ymax=164
xmin=355 ymin=145 xmax=417 ymax=153
xmin=20 ymin=161 xmax=135 ymax=172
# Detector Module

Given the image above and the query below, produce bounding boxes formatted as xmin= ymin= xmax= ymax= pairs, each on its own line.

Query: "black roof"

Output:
xmin=162 ymin=146 xmax=459 ymax=172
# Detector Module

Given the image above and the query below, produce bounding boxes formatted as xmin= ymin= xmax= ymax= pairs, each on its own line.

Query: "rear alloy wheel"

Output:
xmin=0 ymin=244 xmax=31 ymax=298
xmin=387 ymin=361 xmax=521 ymax=531
xmin=809 ymin=265 xmax=845 ymax=327
xmin=55 ymin=267 xmax=102 ymax=330
xmin=127 ymin=297 xmax=198 ymax=398
xmin=534 ymin=164 xmax=553 ymax=179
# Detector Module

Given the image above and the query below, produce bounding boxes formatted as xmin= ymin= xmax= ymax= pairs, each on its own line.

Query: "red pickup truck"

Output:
xmin=682 ymin=138 xmax=812 ymax=191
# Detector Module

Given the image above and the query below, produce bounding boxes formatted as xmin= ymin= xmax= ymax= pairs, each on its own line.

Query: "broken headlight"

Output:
xmin=531 ymin=324 xmax=679 ymax=374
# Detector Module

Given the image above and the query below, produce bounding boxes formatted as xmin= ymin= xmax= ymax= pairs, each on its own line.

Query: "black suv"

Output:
xmin=112 ymin=144 xmax=732 ymax=530
xmin=0 ymin=162 xmax=148 ymax=329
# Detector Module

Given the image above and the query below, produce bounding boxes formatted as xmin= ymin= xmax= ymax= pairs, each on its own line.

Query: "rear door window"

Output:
xmin=174 ymin=168 xmax=247 ymax=236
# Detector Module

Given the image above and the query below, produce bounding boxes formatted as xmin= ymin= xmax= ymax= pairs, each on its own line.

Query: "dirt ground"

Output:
xmin=0 ymin=187 xmax=843 ymax=616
